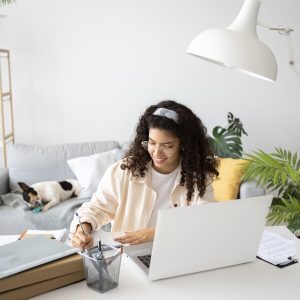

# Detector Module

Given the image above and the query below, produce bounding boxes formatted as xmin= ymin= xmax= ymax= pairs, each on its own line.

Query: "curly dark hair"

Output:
xmin=121 ymin=100 xmax=219 ymax=201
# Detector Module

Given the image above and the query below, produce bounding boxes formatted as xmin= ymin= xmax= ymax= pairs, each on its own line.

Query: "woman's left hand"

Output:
xmin=114 ymin=228 xmax=155 ymax=245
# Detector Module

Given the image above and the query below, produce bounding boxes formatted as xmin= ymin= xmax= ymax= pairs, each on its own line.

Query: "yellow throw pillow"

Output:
xmin=212 ymin=158 xmax=249 ymax=201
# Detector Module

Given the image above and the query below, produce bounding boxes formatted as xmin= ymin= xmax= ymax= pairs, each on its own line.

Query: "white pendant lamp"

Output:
xmin=187 ymin=0 xmax=277 ymax=81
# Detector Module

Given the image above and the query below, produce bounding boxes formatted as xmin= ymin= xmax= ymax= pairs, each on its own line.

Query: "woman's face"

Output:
xmin=146 ymin=128 xmax=181 ymax=174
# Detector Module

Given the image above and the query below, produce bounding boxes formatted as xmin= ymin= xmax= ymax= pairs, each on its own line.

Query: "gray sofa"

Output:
xmin=0 ymin=141 xmax=264 ymax=234
xmin=0 ymin=141 xmax=125 ymax=234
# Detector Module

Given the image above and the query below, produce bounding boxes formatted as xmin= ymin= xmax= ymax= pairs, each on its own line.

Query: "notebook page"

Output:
xmin=257 ymin=229 xmax=296 ymax=265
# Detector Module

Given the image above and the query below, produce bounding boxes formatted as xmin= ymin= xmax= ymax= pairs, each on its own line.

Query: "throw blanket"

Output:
xmin=0 ymin=193 xmax=88 ymax=233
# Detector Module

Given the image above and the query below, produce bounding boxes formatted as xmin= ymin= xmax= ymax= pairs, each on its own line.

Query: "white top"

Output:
xmin=147 ymin=167 xmax=179 ymax=228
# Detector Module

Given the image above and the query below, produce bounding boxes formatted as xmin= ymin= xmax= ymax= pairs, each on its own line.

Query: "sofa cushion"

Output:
xmin=212 ymin=158 xmax=249 ymax=201
xmin=67 ymin=148 xmax=124 ymax=198
xmin=7 ymin=141 xmax=121 ymax=192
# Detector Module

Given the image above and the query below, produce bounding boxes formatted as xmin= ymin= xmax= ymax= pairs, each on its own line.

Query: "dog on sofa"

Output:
xmin=18 ymin=180 xmax=81 ymax=212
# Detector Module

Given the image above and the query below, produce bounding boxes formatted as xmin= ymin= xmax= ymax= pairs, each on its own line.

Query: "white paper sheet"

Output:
xmin=0 ymin=235 xmax=19 ymax=246
xmin=93 ymin=229 xmax=124 ymax=247
xmin=257 ymin=229 xmax=296 ymax=265
xmin=23 ymin=229 xmax=68 ymax=241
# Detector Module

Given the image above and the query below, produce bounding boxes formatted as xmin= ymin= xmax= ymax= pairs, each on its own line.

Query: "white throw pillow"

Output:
xmin=67 ymin=148 xmax=124 ymax=199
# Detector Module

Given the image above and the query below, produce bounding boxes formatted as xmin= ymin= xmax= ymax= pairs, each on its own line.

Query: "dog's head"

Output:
xmin=18 ymin=182 xmax=42 ymax=208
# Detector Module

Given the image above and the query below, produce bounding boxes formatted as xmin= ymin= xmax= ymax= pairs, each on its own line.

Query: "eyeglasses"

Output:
xmin=141 ymin=141 xmax=178 ymax=157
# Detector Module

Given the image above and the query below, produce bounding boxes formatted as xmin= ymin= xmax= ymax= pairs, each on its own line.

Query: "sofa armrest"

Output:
xmin=0 ymin=168 xmax=9 ymax=195
xmin=239 ymin=181 xmax=265 ymax=199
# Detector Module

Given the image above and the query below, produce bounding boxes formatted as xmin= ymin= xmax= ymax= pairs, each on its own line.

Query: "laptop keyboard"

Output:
xmin=137 ymin=254 xmax=152 ymax=268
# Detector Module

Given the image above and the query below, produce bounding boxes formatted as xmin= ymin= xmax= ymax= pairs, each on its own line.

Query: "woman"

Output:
xmin=71 ymin=100 xmax=219 ymax=249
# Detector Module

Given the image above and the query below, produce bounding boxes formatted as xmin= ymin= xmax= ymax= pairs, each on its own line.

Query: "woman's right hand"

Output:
xmin=71 ymin=223 xmax=93 ymax=249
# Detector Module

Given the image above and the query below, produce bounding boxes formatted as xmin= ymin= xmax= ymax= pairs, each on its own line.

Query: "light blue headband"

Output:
xmin=153 ymin=108 xmax=179 ymax=124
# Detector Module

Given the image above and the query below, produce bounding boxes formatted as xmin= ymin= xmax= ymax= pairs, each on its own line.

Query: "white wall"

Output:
xmin=0 ymin=0 xmax=299 ymax=153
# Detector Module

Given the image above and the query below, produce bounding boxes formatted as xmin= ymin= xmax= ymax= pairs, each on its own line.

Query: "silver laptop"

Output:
xmin=124 ymin=195 xmax=272 ymax=281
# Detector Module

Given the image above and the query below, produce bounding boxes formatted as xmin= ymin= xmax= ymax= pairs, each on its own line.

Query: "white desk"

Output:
xmin=30 ymin=226 xmax=300 ymax=300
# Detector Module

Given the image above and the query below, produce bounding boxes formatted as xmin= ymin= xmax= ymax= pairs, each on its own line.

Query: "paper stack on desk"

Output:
xmin=0 ymin=253 xmax=84 ymax=300
xmin=257 ymin=229 xmax=297 ymax=268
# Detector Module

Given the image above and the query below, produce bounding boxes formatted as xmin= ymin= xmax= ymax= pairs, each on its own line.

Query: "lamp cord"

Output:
xmin=285 ymin=32 xmax=300 ymax=79
xmin=257 ymin=20 xmax=299 ymax=79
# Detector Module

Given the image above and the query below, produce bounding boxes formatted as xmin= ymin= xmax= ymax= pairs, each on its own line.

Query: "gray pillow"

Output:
xmin=7 ymin=141 xmax=121 ymax=191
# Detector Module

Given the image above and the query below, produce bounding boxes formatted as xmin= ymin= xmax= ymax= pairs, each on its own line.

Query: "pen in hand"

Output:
xmin=75 ymin=212 xmax=93 ymax=252
xmin=75 ymin=212 xmax=87 ymax=236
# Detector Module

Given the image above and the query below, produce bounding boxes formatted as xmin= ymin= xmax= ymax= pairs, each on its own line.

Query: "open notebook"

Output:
xmin=0 ymin=235 xmax=78 ymax=279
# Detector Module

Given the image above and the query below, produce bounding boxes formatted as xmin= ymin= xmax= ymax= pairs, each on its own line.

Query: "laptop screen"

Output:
xmin=125 ymin=195 xmax=272 ymax=281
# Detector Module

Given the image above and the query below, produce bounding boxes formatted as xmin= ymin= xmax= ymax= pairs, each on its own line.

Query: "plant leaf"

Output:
xmin=0 ymin=0 xmax=15 ymax=6
xmin=210 ymin=127 xmax=243 ymax=158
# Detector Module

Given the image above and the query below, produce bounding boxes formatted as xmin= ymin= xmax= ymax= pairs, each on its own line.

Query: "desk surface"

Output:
xmin=32 ymin=255 xmax=300 ymax=300
xmin=31 ymin=226 xmax=300 ymax=300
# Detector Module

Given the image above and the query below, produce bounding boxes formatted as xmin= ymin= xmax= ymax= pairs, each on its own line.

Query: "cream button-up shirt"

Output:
xmin=70 ymin=160 xmax=215 ymax=233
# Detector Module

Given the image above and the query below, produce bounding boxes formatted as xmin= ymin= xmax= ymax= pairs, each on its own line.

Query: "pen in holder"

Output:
xmin=80 ymin=244 xmax=122 ymax=293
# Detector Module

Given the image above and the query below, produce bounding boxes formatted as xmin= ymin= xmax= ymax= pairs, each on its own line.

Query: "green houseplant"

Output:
xmin=0 ymin=0 xmax=15 ymax=19
xmin=209 ymin=112 xmax=248 ymax=158
xmin=243 ymin=148 xmax=300 ymax=232
xmin=0 ymin=0 xmax=15 ymax=6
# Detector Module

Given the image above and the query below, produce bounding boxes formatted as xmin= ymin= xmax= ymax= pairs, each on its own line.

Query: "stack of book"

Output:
xmin=0 ymin=232 xmax=85 ymax=300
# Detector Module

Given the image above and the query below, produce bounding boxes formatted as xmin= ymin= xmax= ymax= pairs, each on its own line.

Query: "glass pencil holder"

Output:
xmin=80 ymin=245 xmax=122 ymax=293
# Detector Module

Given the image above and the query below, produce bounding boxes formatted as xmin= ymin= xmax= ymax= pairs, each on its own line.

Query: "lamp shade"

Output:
xmin=187 ymin=0 xmax=277 ymax=81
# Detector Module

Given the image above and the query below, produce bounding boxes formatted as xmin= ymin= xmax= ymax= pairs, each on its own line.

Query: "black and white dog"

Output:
xmin=18 ymin=180 xmax=81 ymax=212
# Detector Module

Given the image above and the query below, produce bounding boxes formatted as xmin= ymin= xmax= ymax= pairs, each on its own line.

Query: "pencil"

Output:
xmin=75 ymin=212 xmax=87 ymax=236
